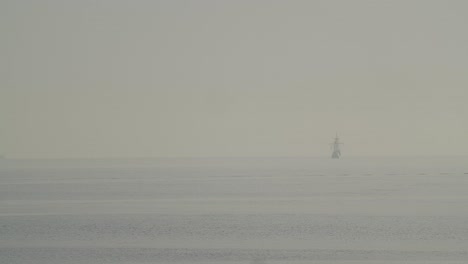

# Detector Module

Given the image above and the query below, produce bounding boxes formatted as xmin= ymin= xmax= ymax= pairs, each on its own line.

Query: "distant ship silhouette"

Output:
xmin=330 ymin=134 xmax=342 ymax=159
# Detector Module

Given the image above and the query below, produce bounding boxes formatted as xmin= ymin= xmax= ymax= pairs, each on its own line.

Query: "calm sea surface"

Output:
xmin=1 ymin=157 xmax=468 ymax=263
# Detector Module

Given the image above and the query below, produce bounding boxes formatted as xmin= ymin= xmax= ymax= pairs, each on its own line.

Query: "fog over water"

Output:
xmin=1 ymin=1 xmax=468 ymax=263
xmin=1 ymin=0 xmax=468 ymax=159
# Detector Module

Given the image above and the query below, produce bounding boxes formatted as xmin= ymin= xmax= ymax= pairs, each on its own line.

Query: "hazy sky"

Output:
xmin=1 ymin=0 xmax=467 ymax=158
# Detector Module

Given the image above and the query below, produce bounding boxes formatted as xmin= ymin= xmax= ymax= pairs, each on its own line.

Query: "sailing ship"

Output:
xmin=330 ymin=134 xmax=342 ymax=159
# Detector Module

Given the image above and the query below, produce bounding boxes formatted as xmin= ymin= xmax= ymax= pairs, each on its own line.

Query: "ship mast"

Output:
xmin=331 ymin=133 xmax=342 ymax=159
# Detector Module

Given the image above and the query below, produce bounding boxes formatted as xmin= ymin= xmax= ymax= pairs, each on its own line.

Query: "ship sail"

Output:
xmin=330 ymin=134 xmax=342 ymax=159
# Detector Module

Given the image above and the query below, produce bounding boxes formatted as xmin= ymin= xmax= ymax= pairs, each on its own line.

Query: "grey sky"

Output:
xmin=1 ymin=0 xmax=467 ymax=158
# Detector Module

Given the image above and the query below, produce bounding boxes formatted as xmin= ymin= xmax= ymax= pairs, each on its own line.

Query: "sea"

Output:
xmin=1 ymin=157 xmax=467 ymax=263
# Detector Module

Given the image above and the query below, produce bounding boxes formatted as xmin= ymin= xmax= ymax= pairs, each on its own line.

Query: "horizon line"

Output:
xmin=2 ymin=155 xmax=467 ymax=161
